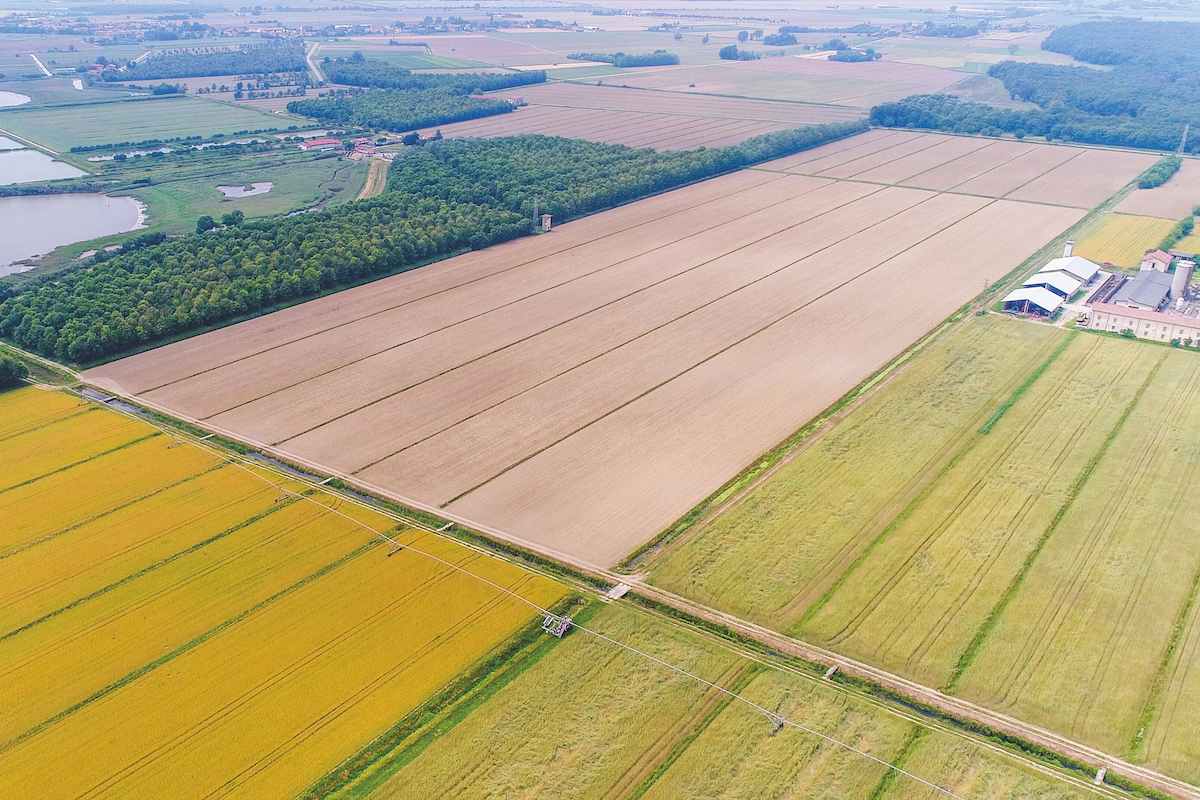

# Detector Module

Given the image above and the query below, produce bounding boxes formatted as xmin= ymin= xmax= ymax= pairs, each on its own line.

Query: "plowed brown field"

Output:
xmin=1114 ymin=157 xmax=1200 ymax=219
xmin=413 ymin=82 xmax=862 ymax=150
xmin=87 ymin=133 xmax=1155 ymax=567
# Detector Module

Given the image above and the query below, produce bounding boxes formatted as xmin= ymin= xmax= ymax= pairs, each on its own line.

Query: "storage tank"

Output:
xmin=1171 ymin=259 xmax=1194 ymax=300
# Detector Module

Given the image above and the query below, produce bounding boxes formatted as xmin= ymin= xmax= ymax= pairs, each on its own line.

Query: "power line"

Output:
xmin=87 ymin=394 xmax=966 ymax=797
xmin=153 ymin=431 xmax=965 ymax=797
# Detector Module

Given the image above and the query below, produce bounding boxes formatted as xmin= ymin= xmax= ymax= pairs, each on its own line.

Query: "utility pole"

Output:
xmin=1179 ymin=123 xmax=1189 ymax=155
xmin=532 ymin=194 xmax=539 ymax=228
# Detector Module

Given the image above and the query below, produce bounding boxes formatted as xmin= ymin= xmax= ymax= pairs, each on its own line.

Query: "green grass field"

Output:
xmin=317 ymin=48 xmax=490 ymax=70
xmin=645 ymin=316 xmax=1200 ymax=783
xmin=319 ymin=604 xmax=1095 ymax=800
xmin=126 ymin=155 xmax=369 ymax=234
xmin=0 ymin=94 xmax=292 ymax=151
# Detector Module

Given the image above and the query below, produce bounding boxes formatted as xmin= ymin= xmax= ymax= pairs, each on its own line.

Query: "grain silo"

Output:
xmin=1170 ymin=259 xmax=1194 ymax=300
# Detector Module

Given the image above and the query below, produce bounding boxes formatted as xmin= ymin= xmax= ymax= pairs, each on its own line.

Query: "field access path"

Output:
xmin=86 ymin=131 xmax=1153 ymax=571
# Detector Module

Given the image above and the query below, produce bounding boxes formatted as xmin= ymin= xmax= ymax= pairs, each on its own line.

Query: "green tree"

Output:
xmin=196 ymin=215 xmax=216 ymax=233
xmin=221 ymin=210 xmax=244 ymax=227
xmin=0 ymin=355 xmax=28 ymax=390
xmin=737 ymin=30 xmax=748 ymax=42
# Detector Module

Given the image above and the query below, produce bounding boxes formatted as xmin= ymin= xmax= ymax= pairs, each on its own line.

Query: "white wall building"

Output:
xmin=1088 ymin=303 xmax=1200 ymax=343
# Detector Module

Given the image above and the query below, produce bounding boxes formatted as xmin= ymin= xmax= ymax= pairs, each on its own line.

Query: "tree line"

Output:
xmin=870 ymin=21 xmax=1200 ymax=153
xmin=103 ymin=41 xmax=307 ymax=81
xmin=288 ymin=89 xmax=513 ymax=132
xmin=0 ymin=121 xmax=865 ymax=364
xmin=320 ymin=55 xmax=546 ymax=93
xmin=567 ymin=51 xmax=679 ymax=67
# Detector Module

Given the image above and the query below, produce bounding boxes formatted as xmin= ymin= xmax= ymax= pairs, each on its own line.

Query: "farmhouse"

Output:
xmin=1112 ymin=270 xmax=1172 ymax=310
xmin=1140 ymin=249 xmax=1174 ymax=272
xmin=1001 ymin=286 xmax=1064 ymax=316
xmin=1088 ymin=303 xmax=1200 ymax=343
xmin=299 ymin=137 xmax=342 ymax=152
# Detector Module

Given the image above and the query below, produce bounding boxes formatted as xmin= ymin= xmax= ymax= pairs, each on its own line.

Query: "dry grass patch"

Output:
xmin=1073 ymin=214 xmax=1177 ymax=267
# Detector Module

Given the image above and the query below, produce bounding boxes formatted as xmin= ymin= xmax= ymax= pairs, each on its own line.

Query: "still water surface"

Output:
xmin=0 ymin=194 xmax=142 ymax=275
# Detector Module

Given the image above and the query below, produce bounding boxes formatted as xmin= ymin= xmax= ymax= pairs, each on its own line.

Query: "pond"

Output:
xmin=0 ymin=194 xmax=143 ymax=275
xmin=0 ymin=90 xmax=31 ymax=108
xmin=217 ymin=182 xmax=273 ymax=198
xmin=0 ymin=149 xmax=87 ymax=185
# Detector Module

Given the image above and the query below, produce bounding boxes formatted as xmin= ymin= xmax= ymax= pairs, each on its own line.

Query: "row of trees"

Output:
xmin=566 ymin=51 xmax=679 ymax=67
xmin=103 ymin=41 xmax=306 ymax=81
xmin=1139 ymin=156 xmax=1182 ymax=189
xmin=288 ymin=88 xmax=513 ymax=131
xmin=0 ymin=122 xmax=865 ymax=364
xmin=718 ymin=45 xmax=760 ymax=61
xmin=321 ymin=55 xmax=546 ymax=93
xmin=871 ymin=22 xmax=1200 ymax=153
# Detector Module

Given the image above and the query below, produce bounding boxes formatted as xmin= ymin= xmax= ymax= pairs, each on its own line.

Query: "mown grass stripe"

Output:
xmin=796 ymin=331 xmax=1075 ymax=631
xmin=942 ymin=352 xmax=1166 ymax=694
xmin=0 ymin=491 xmax=294 ymax=644
xmin=0 ymin=462 xmax=228 ymax=562
xmin=0 ymin=538 xmax=377 ymax=755
xmin=867 ymin=725 xmax=925 ymax=800
xmin=302 ymin=596 xmax=594 ymax=800
xmin=625 ymin=662 xmax=765 ymax=800
xmin=1128 ymin=527 xmax=1200 ymax=761
xmin=978 ymin=333 xmax=1074 ymax=434
xmin=0 ymin=431 xmax=161 ymax=497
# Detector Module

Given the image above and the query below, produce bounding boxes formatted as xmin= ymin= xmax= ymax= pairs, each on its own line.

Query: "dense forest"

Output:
xmin=103 ymin=41 xmax=307 ymax=81
xmin=761 ymin=32 xmax=797 ymax=46
xmin=567 ymin=51 xmax=679 ymax=67
xmin=288 ymin=88 xmax=512 ymax=131
xmin=0 ymin=121 xmax=865 ymax=363
xmin=870 ymin=21 xmax=1200 ymax=152
xmin=321 ymin=55 xmax=545 ymax=93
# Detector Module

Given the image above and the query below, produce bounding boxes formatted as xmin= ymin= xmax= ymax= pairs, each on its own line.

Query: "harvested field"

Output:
xmin=352 ymin=605 xmax=1092 ymax=800
xmin=415 ymin=82 xmax=862 ymax=150
xmin=1073 ymin=213 xmax=1177 ymax=267
xmin=84 ymin=131 xmax=1122 ymax=569
xmin=590 ymin=56 xmax=965 ymax=107
xmin=0 ymin=386 xmax=565 ymax=800
xmin=1113 ymin=158 xmax=1200 ymax=219
xmin=646 ymin=320 xmax=1200 ymax=784
xmin=775 ymin=133 xmax=1158 ymax=208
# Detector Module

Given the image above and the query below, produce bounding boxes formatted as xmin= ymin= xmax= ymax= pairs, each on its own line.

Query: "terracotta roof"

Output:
xmin=1090 ymin=303 xmax=1200 ymax=326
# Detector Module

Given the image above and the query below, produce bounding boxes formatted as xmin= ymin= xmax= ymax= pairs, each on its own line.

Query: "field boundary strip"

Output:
xmin=62 ymin=380 xmax=1200 ymax=800
xmin=51 ymin=388 xmax=975 ymax=800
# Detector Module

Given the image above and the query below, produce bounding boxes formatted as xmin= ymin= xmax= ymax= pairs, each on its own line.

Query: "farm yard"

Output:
xmin=645 ymin=319 xmax=1200 ymax=785
xmin=416 ymin=82 xmax=862 ymax=149
xmin=82 ymin=131 xmax=1158 ymax=570
xmin=1073 ymin=214 xmax=1178 ymax=267
xmin=0 ymin=386 xmax=565 ymax=800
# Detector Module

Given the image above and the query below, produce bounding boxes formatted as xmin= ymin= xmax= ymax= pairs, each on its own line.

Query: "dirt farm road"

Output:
xmin=45 ymin=365 xmax=1200 ymax=800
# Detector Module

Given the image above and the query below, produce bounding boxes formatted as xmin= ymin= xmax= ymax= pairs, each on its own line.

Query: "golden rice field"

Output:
xmin=348 ymin=605 xmax=1095 ymax=800
xmin=1072 ymin=213 xmax=1176 ymax=267
xmin=0 ymin=386 xmax=565 ymax=800
xmin=646 ymin=318 xmax=1200 ymax=784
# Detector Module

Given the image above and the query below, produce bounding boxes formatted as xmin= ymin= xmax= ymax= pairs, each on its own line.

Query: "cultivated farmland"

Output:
xmin=646 ymin=320 xmax=1200 ymax=784
xmin=1073 ymin=213 xmax=1178 ymax=267
xmin=415 ymin=82 xmax=863 ymax=150
xmin=412 ymin=81 xmax=864 ymax=149
xmin=1114 ymin=158 xmax=1200 ymax=219
xmin=351 ymin=604 xmax=1094 ymax=800
xmin=0 ymin=95 xmax=289 ymax=151
xmin=85 ymin=132 xmax=1157 ymax=569
xmin=0 ymin=386 xmax=565 ymax=800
